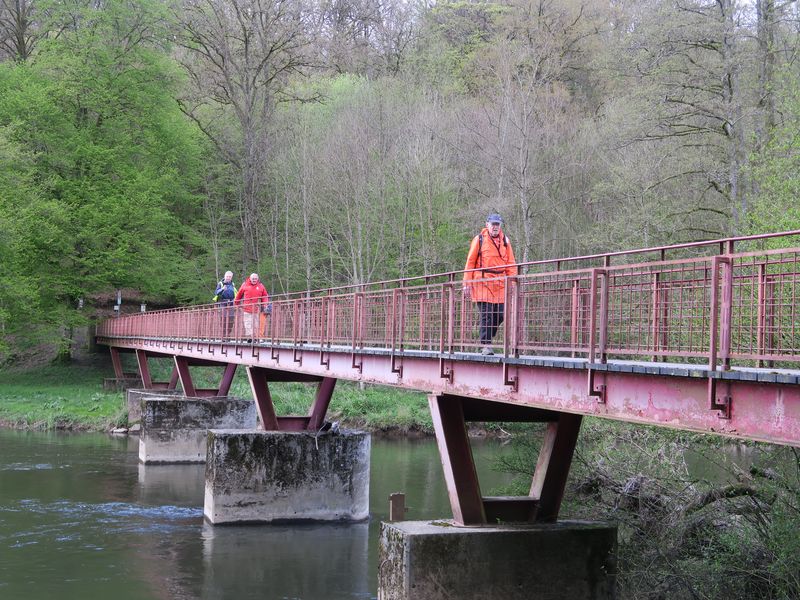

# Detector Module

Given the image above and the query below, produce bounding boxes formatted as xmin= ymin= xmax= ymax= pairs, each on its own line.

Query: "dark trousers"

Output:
xmin=218 ymin=303 xmax=235 ymax=337
xmin=478 ymin=302 xmax=504 ymax=344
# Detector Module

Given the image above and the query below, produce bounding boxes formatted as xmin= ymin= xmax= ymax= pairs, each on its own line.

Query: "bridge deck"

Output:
xmin=102 ymin=336 xmax=800 ymax=384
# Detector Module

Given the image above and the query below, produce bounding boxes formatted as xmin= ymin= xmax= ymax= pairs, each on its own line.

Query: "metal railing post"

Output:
xmin=447 ymin=283 xmax=455 ymax=354
xmin=708 ymin=257 xmax=721 ymax=371
xmin=503 ymin=276 xmax=519 ymax=359
xmin=720 ymin=257 xmax=733 ymax=370
xmin=650 ymin=272 xmax=660 ymax=361
xmin=570 ymin=279 xmax=579 ymax=358
xmin=757 ymin=263 xmax=766 ymax=367
xmin=588 ymin=270 xmax=599 ymax=364
xmin=598 ymin=271 xmax=609 ymax=364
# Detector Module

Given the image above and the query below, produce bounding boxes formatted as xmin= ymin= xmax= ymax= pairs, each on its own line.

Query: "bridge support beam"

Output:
xmin=204 ymin=429 xmax=370 ymax=524
xmin=110 ymin=347 xmax=125 ymax=379
xmin=379 ymin=520 xmax=617 ymax=600
xmin=429 ymin=393 xmax=580 ymax=525
xmin=134 ymin=349 xmax=179 ymax=390
xmin=131 ymin=349 xmax=238 ymax=397
xmin=103 ymin=347 xmax=142 ymax=390
xmin=532 ymin=412 xmax=583 ymax=522
xmin=138 ymin=394 xmax=256 ymax=463
xmin=173 ymin=356 xmax=239 ymax=397
xmin=246 ymin=366 xmax=337 ymax=431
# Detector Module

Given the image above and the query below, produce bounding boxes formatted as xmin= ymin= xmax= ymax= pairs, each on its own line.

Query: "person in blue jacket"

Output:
xmin=213 ymin=271 xmax=238 ymax=337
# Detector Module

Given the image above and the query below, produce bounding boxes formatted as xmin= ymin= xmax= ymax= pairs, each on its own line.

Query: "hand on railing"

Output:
xmin=462 ymin=285 xmax=471 ymax=300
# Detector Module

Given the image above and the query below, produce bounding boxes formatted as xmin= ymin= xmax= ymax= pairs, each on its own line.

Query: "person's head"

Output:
xmin=249 ymin=273 xmax=259 ymax=285
xmin=223 ymin=271 xmax=233 ymax=283
xmin=486 ymin=213 xmax=503 ymax=237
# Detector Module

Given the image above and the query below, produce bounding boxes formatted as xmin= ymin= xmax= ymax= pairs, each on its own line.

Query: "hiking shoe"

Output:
xmin=481 ymin=346 xmax=494 ymax=356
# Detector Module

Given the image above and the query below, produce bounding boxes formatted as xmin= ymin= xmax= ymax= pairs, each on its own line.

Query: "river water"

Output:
xmin=0 ymin=429 xmax=514 ymax=600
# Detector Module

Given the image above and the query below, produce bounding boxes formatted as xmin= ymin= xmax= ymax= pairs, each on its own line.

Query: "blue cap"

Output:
xmin=486 ymin=213 xmax=503 ymax=224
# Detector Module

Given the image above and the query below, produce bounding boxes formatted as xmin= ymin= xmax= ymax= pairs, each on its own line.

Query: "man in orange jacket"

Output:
xmin=463 ymin=213 xmax=518 ymax=355
xmin=234 ymin=273 xmax=269 ymax=341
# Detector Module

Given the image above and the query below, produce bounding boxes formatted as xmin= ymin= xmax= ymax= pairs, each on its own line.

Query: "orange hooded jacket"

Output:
xmin=463 ymin=228 xmax=518 ymax=304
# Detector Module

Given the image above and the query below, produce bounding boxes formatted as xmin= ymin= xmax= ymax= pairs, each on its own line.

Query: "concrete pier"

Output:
xmin=378 ymin=520 xmax=617 ymax=600
xmin=126 ymin=388 xmax=184 ymax=425
xmin=139 ymin=397 xmax=256 ymax=464
xmin=204 ymin=429 xmax=371 ymax=524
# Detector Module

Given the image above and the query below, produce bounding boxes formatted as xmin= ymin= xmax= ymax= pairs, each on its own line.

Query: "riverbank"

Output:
xmin=0 ymin=364 xmax=126 ymax=430
xmin=0 ymin=363 xmax=435 ymax=433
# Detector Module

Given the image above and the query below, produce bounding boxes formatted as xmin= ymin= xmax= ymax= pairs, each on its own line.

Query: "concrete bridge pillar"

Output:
xmin=378 ymin=520 xmax=617 ymax=600
xmin=139 ymin=395 xmax=256 ymax=464
xmin=202 ymin=367 xmax=370 ymax=524
xmin=204 ymin=429 xmax=370 ymax=524
xmin=126 ymin=388 xmax=184 ymax=425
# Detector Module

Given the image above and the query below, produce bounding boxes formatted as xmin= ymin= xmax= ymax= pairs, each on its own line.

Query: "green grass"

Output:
xmin=220 ymin=372 xmax=433 ymax=432
xmin=0 ymin=364 xmax=126 ymax=430
xmin=260 ymin=381 xmax=434 ymax=432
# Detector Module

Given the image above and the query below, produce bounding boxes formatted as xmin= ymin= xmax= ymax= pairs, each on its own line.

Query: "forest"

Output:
xmin=1 ymin=0 xmax=800 ymax=357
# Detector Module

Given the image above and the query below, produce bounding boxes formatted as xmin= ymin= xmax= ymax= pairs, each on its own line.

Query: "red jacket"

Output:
xmin=234 ymin=279 xmax=269 ymax=313
xmin=463 ymin=228 xmax=518 ymax=304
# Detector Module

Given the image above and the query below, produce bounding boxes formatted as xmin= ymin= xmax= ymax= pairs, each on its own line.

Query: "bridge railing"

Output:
xmin=97 ymin=232 xmax=800 ymax=369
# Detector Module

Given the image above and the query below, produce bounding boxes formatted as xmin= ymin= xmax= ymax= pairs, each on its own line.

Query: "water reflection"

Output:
xmin=200 ymin=522 xmax=370 ymax=599
xmin=137 ymin=463 xmax=206 ymax=505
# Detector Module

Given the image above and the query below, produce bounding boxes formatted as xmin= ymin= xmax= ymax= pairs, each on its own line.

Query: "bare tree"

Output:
xmin=175 ymin=0 xmax=316 ymax=267
xmin=0 ymin=0 xmax=40 ymax=60
xmin=450 ymin=0 xmax=604 ymax=262
xmin=316 ymin=0 xmax=418 ymax=75
xmin=616 ymin=0 xmax=755 ymax=234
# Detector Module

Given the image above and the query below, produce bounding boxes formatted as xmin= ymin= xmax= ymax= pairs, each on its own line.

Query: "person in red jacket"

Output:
xmin=234 ymin=273 xmax=269 ymax=340
xmin=463 ymin=213 xmax=518 ymax=355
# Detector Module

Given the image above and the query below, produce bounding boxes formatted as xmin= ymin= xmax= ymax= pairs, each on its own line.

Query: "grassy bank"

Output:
xmin=0 ymin=363 xmax=434 ymax=432
xmin=0 ymin=364 xmax=126 ymax=430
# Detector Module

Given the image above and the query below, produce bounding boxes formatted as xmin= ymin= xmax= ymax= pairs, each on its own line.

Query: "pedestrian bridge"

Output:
xmin=97 ymin=230 xmax=800 ymax=525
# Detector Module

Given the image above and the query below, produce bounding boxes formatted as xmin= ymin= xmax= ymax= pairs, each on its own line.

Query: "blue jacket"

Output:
xmin=213 ymin=281 xmax=237 ymax=304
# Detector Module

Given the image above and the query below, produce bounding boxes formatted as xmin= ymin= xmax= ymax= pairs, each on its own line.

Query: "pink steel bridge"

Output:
xmin=97 ymin=231 xmax=800 ymax=526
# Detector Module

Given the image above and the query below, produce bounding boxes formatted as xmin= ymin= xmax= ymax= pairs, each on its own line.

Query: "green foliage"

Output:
xmin=749 ymin=75 xmax=800 ymax=236
xmin=0 ymin=128 xmax=40 ymax=349
xmin=412 ymin=1 xmax=507 ymax=93
xmin=0 ymin=0 xmax=208 ymax=355
xmin=231 ymin=375 xmax=432 ymax=432
xmin=0 ymin=360 xmax=432 ymax=433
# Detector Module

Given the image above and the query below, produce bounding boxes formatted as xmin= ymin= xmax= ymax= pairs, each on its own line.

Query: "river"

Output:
xmin=0 ymin=429 xmax=515 ymax=600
